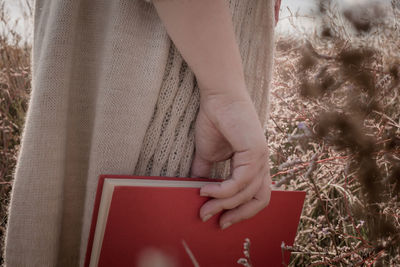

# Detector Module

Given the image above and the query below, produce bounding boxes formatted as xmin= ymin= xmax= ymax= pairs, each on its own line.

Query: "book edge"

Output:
xmin=84 ymin=174 xmax=307 ymax=267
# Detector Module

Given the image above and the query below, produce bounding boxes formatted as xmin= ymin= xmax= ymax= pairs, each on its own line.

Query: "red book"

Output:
xmin=85 ymin=174 xmax=305 ymax=267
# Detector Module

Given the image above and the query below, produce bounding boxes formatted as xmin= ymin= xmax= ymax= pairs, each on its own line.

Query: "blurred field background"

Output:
xmin=1 ymin=0 xmax=399 ymax=266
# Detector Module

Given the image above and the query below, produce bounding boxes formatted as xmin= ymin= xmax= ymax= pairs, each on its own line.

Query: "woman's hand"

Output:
xmin=190 ymin=87 xmax=272 ymax=230
xmin=153 ymin=0 xmax=273 ymax=229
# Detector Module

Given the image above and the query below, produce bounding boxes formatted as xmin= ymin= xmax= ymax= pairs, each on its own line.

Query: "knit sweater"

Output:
xmin=4 ymin=0 xmax=275 ymax=266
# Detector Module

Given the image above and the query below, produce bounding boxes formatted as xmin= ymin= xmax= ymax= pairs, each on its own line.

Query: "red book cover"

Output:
xmin=85 ymin=174 xmax=306 ymax=267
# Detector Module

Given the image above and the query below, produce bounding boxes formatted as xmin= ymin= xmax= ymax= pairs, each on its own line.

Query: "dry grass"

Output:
xmin=0 ymin=0 xmax=399 ymax=266
xmin=269 ymin=1 xmax=400 ymax=266
xmin=0 ymin=0 xmax=32 ymax=265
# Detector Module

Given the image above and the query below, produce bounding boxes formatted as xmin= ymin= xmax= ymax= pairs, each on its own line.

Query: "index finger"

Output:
xmin=200 ymin=158 xmax=265 ymax=198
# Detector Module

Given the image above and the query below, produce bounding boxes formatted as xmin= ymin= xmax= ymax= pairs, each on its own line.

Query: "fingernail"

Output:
xmin=221 ymin=222 xmax=232 ymax=230
xmin=202 ymin=214 xmax=212 ymax=222
xmin=200 ymin=191 xmax=209 ymax=197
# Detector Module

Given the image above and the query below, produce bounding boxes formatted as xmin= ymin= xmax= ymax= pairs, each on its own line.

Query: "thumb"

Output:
xmin=190 ymin=149 xmax=213 ymax=178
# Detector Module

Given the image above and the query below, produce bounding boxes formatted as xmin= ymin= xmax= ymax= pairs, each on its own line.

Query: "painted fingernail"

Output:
xmin=202 ymin=214 xmax=212 ymax=222
xmin=221 ymin=222 xmax=232 ymax=230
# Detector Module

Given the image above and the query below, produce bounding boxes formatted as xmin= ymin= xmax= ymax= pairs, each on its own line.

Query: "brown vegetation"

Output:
xmin=0 ymin=0 xmax=399 ymax=266
xmin=269 ymin=1 xmax=400 ymax=265
xmin=0 ymin=0 xmax=32 ymax=265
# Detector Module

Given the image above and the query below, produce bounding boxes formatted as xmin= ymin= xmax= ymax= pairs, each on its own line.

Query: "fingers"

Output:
xmin=218 ymin=177 xmax=271 ymax=230
xmin=200 ymin=148 xmax=268 ymax=198
xmin=190 ymin=150 xmax=213 ymax=178
xmin=199 ymin=162 xmax=267 ymax=220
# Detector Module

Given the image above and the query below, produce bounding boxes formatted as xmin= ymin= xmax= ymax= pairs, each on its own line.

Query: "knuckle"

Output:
xmin=237 ymin=196 xmax=251 ymax=208
xmin=243 ymin=194 xmax=254 ymax=203
xmin=227 ymin=180 xmax=241 ymax=196
xmin=244 ymin=194 xmax=253 ymax=203
xmin=223 ymin=189 xmax=254 ymax=210
xmin=215 ymin=183 xmax=232 ymax=198
xmin=226 ymin=195 xmax=246 ymax=210
xmin=255 ymin=189 xmax=270 ymax=209
xmin=262 ymin=197 xmax=270 ymax=208
xmin=262 ymin=192 xmax=271 ymax=207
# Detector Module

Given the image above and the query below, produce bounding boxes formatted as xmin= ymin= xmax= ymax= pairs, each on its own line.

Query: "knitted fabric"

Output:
xmin=136 ymin=0 xmax=276 ymax=180
xmin=4 ymin=0 xmax=275 ymax=266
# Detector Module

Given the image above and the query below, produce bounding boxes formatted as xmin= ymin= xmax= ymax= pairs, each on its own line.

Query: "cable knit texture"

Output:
xmin=4 ymin=0 xmax=275 ymax=266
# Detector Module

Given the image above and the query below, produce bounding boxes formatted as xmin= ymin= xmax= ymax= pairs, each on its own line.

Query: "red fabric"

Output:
xmin=275 ymin=0 xmax=282 ymax=25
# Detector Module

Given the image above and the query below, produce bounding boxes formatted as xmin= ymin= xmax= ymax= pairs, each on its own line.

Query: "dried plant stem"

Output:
xmin=343 ymin=175 xmax=373 ymax=248
xmin=272 ymin=155 xmax=348 ymax=179
xmin=181 ymin=240 xmax=200 ymax=267
xmin=305 ymin=153 xmax=340 ymax=256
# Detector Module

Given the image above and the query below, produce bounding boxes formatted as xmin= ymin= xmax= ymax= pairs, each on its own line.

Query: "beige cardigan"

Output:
xmin=4 ymin=0 xmax=275 ymax=266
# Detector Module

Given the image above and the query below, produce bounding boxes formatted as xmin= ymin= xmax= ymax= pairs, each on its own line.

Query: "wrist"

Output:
xmin=197 ymin=77 xmax=250 ymax=104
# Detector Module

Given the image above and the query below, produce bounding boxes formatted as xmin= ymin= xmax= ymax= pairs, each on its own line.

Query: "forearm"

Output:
xmin=153 ymin=0 xmax=272 ymax=228
xmin=153 ymin=0 xmax=247 ymax=99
